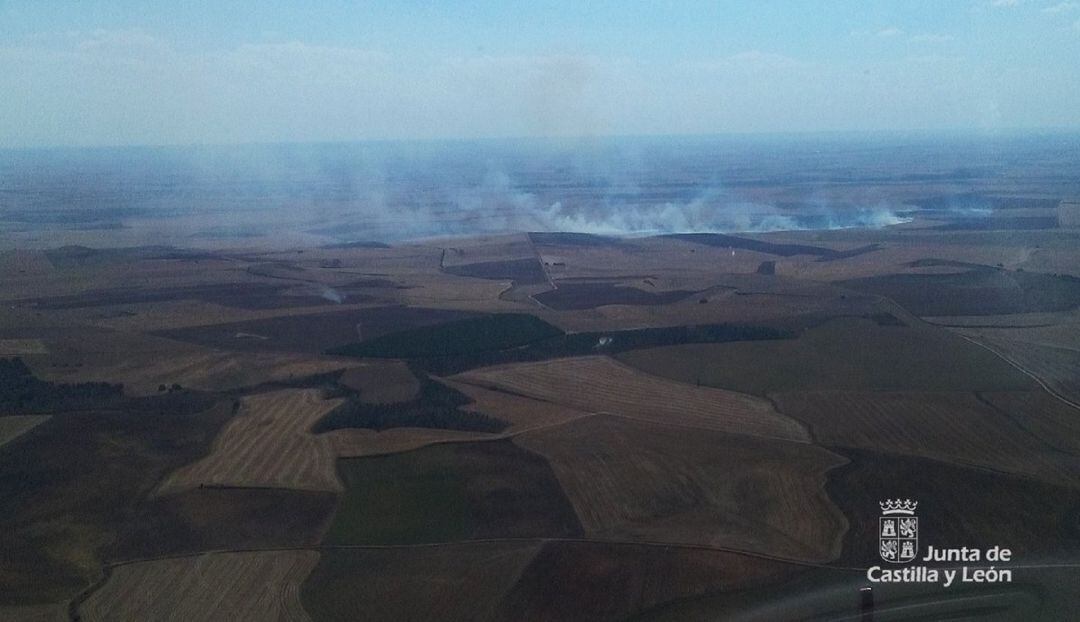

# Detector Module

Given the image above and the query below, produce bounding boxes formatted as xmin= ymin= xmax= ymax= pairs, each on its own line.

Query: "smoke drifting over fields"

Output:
xmin=12 ymin=132 xmax=1072 ymax=245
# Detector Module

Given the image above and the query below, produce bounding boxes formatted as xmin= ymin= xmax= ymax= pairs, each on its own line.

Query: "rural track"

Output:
xmin=953 ymin=332 xmax=1080 ymax=414
xmin=869 ymin=291 xmax=1080 ymax=414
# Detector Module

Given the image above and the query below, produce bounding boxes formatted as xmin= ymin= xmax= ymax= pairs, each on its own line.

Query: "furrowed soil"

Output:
xmin=515 ymin=415 xmax=848 ymax=562
xmin=80 ymin=551 xmax=319 ymax=622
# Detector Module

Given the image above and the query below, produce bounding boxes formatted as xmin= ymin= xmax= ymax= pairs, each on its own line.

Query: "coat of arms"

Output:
xmin=879 ymin=499 xmax=918 ymax=563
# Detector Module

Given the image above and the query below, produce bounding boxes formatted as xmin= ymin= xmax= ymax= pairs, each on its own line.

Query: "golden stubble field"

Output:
xmin=159 ymin=389 xmax=345 ymax=493
xmin=515 ymin=415 xmax=848 ymax=562
xmin=453 ymin=355 xmax=810 ymax=443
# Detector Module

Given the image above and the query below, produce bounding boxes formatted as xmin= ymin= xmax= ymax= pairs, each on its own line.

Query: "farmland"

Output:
xmin=325 ymin=440 xmax=582 ymax=545
xmin=516 ymin=415 xmax=847 ymax=562
xmin=771 ymin=390 xmax=1079 ymax=486
xmin=617 ymin=316 xmax=1035 ymax=396
xmin=3 ymin=142 xmax=1080 ymax=619
xmin=80 ymin=551 xmax=319 ymax=622
xmin=455 ymin=355 xmax=809 ymax=442
xmin=160 ymin=389 xmax=345 ymax=493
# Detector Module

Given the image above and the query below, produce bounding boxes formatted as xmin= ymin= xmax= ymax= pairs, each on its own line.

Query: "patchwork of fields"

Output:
xmin=4 ymin=221 xmax=1080 ymax=620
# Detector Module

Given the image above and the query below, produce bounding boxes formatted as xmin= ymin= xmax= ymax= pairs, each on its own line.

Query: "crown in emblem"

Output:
xmin=879 ymin=499 xmax=918 ymax=515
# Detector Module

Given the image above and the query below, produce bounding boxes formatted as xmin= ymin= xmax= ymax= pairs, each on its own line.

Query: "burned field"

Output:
xmin=533 ymin=281 xmax=695 ymax=310
xmin=330 ymin=312 xmax=792 ymax=374
xmin=443 ymin=257 xmax=548 ymax=285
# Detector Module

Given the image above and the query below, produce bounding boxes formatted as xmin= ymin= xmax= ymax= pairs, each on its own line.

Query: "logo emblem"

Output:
xmin=879 ymin=499 xmax=918 ymax=563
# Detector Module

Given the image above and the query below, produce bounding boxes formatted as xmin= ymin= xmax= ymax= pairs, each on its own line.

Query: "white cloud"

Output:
xmin=1042 ymin=1 xmax=1077 ymax=12
xmin=877 ymin=27 xmax=905 ymax=37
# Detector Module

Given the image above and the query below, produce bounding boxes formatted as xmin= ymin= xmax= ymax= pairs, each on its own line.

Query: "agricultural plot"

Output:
xmin=0 ymin=603 xmax=68 ymax=622
xmin=495 ymin=541 xmax=799 ymax=622
xmin=302 ymin=542 xmax=541 ymax=622
xmin=157 ymin=306 xmax=481 ymax=354
xmin=160 ymin=389 xmax=345 ymax=493
xmin=445 ymin=379 xmax=592 ymax=432
xmin=828 ymin=448 xmax=1080 ymax=567
xmin=0 ymin=339 xmax=47 ymax=356
xmin=953 ymin=329 xmax=1080 ymax=405
xmin=840 ymin=267 xmax=1080 ymax=316
xmin=0 ymin=401 xmax=233 ymax=604
xmin=110 ymin=487 xmax=335 ymax=562
xmin=0 ymin=415 xmax=50 ymax=447
xmin=22 ymin=327 xmax=353 ymax=396
xmin=533 ymin=281 xmax=694 ymax=310
xmin=980 ymin=391 xmax=1080 ymax=454
xmin=444 ymin=257 xmax=548 ymax=285
xmin=516 ymin=415 xmax=848 ymax=562
xmin=772 ymin=391 xmax=1079 ymax=486
xmin=617 ymin=317 xmax=1035 ymax=396
xmin=80 ymin=551 xmax=318 ymax=622
xmin=455 ymin=355 xmax=809 ymax=442
xmin=325 ymin=440 xmax=582 ymax=545
xmin=338 ymin=360 xmax=419 ymax=403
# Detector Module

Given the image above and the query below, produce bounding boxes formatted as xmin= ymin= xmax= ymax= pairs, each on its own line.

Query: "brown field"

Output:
xmin=981 ymin=391 xmax=1080 ymax=454
xmin=439 ymin=233 xmax=537 ymax=267
xmin=828 ymin=447 xmax=1080 ymax=567
xmin=337 ymin=360 xmax=419 ymax=403
xmin=155 ymin=305 xmax=481 ymax=354
xmin=773 ymin=391 xmax=1080 ymax=486
xmin=454 ymin=356 xmax=809 ymax=443
xmin=15 ymin=326 xmax=353 ymax=396
xmin=48 ymin=348 xmax=351 ymax=397
xmin=617 ymin=316 xmax=1035 ymax=396
xmin=324 ymin=426 xmax=493 ymax=458
xmin=446 ymin=379 xmax=592 ymax=432
xmin=302 ymin=542 xmax=542 ymax=622
xmin=496 ymin=541 xmax=801 ymax=622
xmin=0 ymin=603 xmax=68 ymax=622
xmin=515 ymin=415 xmax=848 ymax=562
xmin=953 ymin=328 xmax=1080 ymax=405
xmin=302 ymin=541 xmax=800 ymax=622
xmin=0 ymin=416 xmax=50 ymax=447
xmin=110 ymin=487 xmax=335 ymax=562
xmin=80 ymin=551 xmax=318 ymax=622
xmin=318 ymin=380 xmax=591 ymax=458
xmin=159 ymin=389 xmax=344 ymax=493
xmin=535 ymin=276 xmax=878 ymax=333
xmin=0 ymin=338 xmax=48 ymax=356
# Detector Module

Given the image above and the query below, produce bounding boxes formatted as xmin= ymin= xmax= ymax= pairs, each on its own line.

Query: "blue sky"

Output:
xmin=2 ymin=1 xmax=1079 ymax=147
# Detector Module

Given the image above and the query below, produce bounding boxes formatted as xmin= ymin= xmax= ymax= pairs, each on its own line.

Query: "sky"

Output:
xmin=2 ymin=1 xmax=1080 ymax=148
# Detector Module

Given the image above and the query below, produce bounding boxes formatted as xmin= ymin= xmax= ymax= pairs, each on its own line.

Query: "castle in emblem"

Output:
xmin=879 ymin=499 xmax=918 ymax=563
